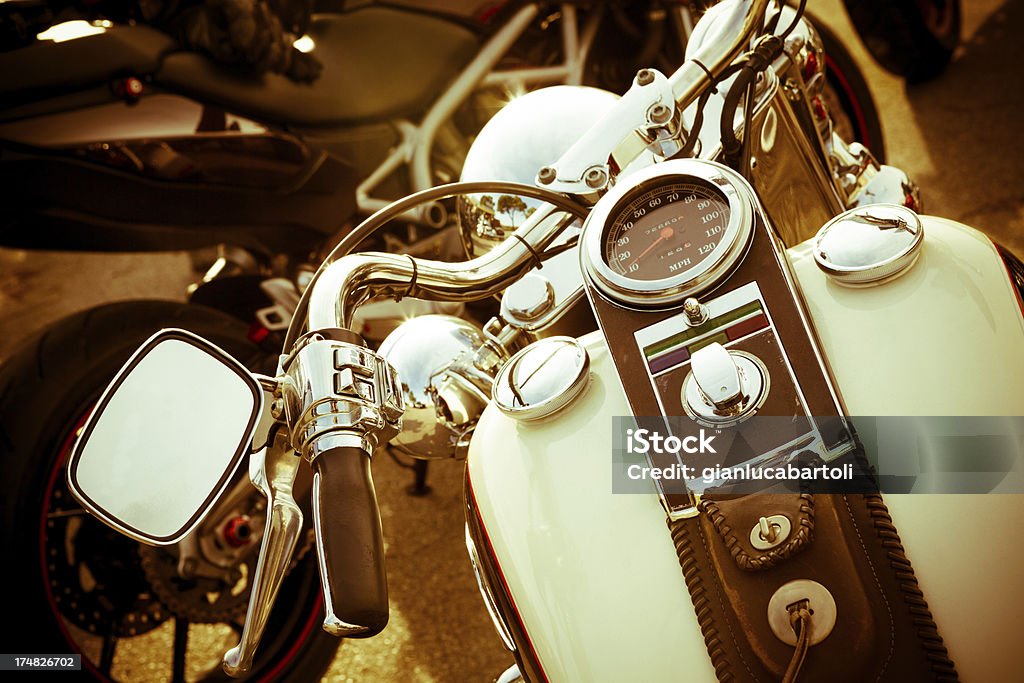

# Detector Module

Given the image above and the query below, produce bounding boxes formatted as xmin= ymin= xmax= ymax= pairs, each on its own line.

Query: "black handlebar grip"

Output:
xmin=311 ymin=446 xmax=388 ymax=637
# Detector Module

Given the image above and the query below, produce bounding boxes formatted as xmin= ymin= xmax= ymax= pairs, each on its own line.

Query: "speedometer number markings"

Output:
xmin=603 ymin=181 xmax=730 ymax=282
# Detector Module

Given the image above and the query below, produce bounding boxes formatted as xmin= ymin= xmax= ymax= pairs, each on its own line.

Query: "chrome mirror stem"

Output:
xmin=223 ymin=429 xmax=305 ymax=677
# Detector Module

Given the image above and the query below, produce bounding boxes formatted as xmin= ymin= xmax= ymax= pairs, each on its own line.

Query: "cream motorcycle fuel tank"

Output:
xmin=467 ymin=167 xmax=1024 ymax=681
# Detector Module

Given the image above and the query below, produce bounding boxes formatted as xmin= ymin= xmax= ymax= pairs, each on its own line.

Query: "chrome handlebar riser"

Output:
xmin=537 ymin=66 xmax=680 ymax=196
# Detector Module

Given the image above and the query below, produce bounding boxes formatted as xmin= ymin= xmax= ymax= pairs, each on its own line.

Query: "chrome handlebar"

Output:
xmin=308 ymin=204 xmax=571 ymax=331
xmin=669 ymin=0 xmax=769 ymax=102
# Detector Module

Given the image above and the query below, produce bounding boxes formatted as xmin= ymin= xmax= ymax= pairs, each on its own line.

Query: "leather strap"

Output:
xmin=667 ymin=492 xmax=959 ymax=682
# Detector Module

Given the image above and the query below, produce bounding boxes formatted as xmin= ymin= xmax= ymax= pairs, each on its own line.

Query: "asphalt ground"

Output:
xmin=1 ymin=0 xmax=1022 ymax=681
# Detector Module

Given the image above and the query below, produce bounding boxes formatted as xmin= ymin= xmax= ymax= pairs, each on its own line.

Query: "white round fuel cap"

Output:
xmin=813 ymin=204 xmax=924 ymax=285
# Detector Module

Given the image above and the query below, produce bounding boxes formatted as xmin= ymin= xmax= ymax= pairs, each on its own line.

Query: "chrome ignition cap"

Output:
xmin=813 ymin=204 xmax=924 ymax=285
xmin=493 ymin=337 xmax=589 ymax=421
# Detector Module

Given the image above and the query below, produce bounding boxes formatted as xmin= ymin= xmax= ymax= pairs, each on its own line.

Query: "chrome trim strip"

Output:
xmin=466 ymin=524 xmax=516 ymax=651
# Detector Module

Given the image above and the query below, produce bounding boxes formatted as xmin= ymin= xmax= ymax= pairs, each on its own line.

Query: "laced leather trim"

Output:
xmin=863 ymin=493 xmax=959 ymax=682
xmin=669 ymin=492 xmax=961 ymax=682
xmin=667 ymin=517 xmax=738 ymax=682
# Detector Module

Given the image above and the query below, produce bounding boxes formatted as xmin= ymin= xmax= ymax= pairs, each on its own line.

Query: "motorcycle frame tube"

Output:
xmin=358 ymin=4 xmax=533 ymax=214
xmin=358 ymin=3 xmax=606 ymax=217
xmin=479 ymin=4 xmax=602 ymax=88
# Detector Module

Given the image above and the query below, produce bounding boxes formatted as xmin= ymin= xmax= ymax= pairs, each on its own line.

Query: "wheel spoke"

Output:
xmin=172 ymin=618 xmax=190 ymax=683
xmin=99 ymin=634 xmax=118 ymax=673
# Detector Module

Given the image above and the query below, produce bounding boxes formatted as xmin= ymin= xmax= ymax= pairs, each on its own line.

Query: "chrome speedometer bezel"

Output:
xmin=582 ymin=159 xmax=755 ymax=308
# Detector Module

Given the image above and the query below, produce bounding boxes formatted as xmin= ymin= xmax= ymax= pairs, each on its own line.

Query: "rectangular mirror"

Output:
xmin=67 ymin=328 xmax=264 ymax=545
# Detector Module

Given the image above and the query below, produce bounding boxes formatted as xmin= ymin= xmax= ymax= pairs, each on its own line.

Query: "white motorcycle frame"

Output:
xmin=355 ymin=3 xmax=698 ymax=216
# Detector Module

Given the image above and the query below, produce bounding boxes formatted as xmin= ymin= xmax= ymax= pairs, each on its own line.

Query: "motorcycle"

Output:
xmin=59 ymin=0 xmax=1024 ymax=679
xmin=4 ymin=1 xmax=962 ymax=683
xmin=0 ymin=2 xmax=891 ymax=679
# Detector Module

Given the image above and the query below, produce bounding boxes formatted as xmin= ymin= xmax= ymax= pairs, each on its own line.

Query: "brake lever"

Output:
xmin=223 ymin=427 xmax=304 ymax=676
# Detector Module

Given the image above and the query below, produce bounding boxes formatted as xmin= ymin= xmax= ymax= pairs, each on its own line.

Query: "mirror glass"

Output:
xmin=67 ymin=329 xmax=263 ymax=544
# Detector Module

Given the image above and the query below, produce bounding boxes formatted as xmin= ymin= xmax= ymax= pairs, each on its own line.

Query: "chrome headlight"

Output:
xmin=377 ymin=315 xmax=488 ymax=460
xmin=457 ymin=85 xmax=618 ymax=257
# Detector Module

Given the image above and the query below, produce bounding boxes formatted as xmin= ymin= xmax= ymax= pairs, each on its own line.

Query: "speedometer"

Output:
xmin=582 ymin=160 xmax=755 ymax=307
xmin=605 ymin=182 xmax=731 ymax=282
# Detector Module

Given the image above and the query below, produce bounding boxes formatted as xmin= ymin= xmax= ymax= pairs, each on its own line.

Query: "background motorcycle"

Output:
xmin=842 ymin=0 xmax=961 ymax=82
xmin=0 ymin=1 xmax=1007 ymax=683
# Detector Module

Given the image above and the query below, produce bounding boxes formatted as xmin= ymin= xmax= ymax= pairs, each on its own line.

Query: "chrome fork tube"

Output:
xmin=669 ymin=0 xmax=769 ymax=104
xmin=308 ymin=206 xmax=568 ymax=331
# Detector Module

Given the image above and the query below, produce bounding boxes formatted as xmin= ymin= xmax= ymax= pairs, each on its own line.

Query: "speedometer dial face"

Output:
xmin=604 ymin=180 xmax=731 ymax=282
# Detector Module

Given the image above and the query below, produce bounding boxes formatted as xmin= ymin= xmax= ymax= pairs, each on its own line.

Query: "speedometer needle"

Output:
xmin=627 ymin=226 xmax=673 ymax=270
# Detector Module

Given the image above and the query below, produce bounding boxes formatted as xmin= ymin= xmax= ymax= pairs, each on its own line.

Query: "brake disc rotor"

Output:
xmin=44 ymin=488 xmax=168 ymax=638
xmin=138 ymin=545 xmax=253 ymax=624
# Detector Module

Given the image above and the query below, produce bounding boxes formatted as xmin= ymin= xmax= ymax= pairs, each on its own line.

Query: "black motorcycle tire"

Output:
xmin=842 ymin=0 xmax=960 ymax=83
xmin=814 ymin=17 xmax=888 ymax=163
xmin=0 ymin=300 xmax=338 ymax=682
